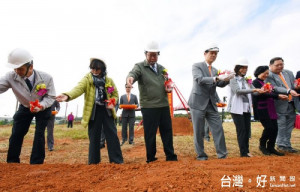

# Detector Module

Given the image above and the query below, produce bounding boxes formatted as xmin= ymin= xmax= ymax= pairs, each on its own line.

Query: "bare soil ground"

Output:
xmin=0 ymin=117 xmax=299 ymax=191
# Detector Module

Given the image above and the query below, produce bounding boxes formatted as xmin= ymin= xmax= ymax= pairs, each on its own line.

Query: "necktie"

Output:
xmin=208 ymin=65 xmax=212 ymax=76
xmin=278 ymin=73 xmax=292 ymax=101
xmin=127 ymin=94 xmax=130 ymax=102
xmin=151 ymin=65 xmax=157 ymax=74
xmin=25 ymin=78 xmax=33 ymax=91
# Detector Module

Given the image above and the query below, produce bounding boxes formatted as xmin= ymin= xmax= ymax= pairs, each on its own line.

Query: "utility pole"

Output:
xmin=64 ymin=102 xmax=68 ymax=124
xmin=75 ymin=104 xmax=78 ymax=121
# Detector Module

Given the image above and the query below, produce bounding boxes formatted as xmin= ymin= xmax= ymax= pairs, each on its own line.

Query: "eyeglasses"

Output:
xmin=126 ymin=87 xmax=132 ymax=88
xmin=146 ymin=53 xmax=159 ymax=58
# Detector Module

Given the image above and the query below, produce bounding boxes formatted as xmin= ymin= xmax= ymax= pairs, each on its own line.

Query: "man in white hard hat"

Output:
xmin=266 ymin=57 xmax=300 ymax=153
xmin=188 ymin=43 xmax=234 ymax=160
xmin=126 ymin=41 xmax=177 ymax=163
xmin=0 ymin=48 xmax=56 ymax=164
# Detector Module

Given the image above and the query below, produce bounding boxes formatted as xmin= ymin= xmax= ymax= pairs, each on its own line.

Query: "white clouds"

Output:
xmin=0 ymin=0 xmax=299 ymax=117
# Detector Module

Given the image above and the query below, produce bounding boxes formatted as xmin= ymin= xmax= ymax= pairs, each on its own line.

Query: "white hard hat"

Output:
xmin=145 ymin=41 xmax=160 ymax=52
xmin=7 ymin=48 xmax=33 ymax=69
xmin=234 ymin=57 xmax=249 ymax=66
xmin=204 ymin=43 xmax=219 ymax=52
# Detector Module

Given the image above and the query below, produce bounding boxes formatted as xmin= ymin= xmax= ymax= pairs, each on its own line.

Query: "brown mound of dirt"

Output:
xmin=135 ymin=117 xmax=193 ymax=136
xmin=172 ymin=117 xmax=193 ymax=135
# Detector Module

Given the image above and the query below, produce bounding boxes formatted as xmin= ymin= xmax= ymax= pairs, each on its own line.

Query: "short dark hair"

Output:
xmin=270 ymin=57 xmax=284 ymax=65
xmin=234 ymin=65 xmax=247 ymax=75
xmin=254 ymin=65 xmax=269 ymax=78
xmin=90 ymin=59 xmax=106 ymax=77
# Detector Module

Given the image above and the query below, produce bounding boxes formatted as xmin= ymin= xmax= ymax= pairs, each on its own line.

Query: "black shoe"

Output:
xmin=49 ymin=147 xmax=54 ymax=151
xmin=146 ymin=157 xmax=158 ymax=163
xmin=269 ymin=149 xmax=284 ymax=156
xmin=218 ymin=155 xmax=227 ymax=159
xmin=129 ymin=141 xmax=134 ymax=145
xmin=100 ymin=144 xmax=105 ymax=149
xmin=286 ymin=147 xmax=298 ymax=153
xmin=259 ymin=146 xmax=271 ymax=155
xmin=196 ymin=156 xmax=208 ymax=161
xmin=166 ymin=154 xmax=178 ymax=161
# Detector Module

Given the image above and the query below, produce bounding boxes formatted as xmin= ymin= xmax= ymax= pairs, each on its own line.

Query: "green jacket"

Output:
xmin=64 ymin=73 xmax=118 ymax=128
xmin=127 ymin=60 xmax=169 ymax=108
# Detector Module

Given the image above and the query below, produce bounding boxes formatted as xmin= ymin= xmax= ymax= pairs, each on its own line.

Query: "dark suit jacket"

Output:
xmin=50 ymin=100 xmax=60 ymax=111
xmin=266 ymin=69 xmax=295 ymax=112
xmin=120 ymin=93 xmax=138 ymax=117
xmin=188 ymin=61 xmax=229 ymax=111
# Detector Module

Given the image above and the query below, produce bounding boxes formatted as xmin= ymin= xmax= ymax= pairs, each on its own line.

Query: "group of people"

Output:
xmin=188 ymin=45 xmax=300 ymax=160
xmin=0 ymin=41 xmax=299 ymax=165
xmin=227 ymin=57 xmax=300 ymax=158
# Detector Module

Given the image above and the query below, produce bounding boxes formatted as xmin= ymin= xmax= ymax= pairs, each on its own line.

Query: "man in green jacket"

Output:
xmin=126 ymin=41 xmax=177 ymax=163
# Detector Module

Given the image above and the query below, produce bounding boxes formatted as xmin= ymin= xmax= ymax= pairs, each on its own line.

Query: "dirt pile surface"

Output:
xmin=0 ymin=117 xmax=299 ymax=191
xmin=0 ymin=156 xmax=299 ymax=191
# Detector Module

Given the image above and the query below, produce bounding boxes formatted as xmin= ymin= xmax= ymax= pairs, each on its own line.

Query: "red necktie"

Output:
xmin=127 ymin=94 xmax=130 ymax=102
xmin=278 ymin=73 xmax=292 ymax=101
xmin=208 ymin=65 xmax=212 ymax=76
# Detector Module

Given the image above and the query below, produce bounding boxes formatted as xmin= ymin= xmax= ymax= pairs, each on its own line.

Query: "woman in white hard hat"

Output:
xmin=227 ymin=57 xmax=266 ymax=157
xmin=56 ymin=58 xmax=123 ymax=164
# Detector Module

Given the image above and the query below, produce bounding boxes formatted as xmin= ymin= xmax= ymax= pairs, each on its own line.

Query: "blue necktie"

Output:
xmin=151 ymin=65 xmax=157 ymax=74
xmin=25 ymin=79 xmax=33 ymax=91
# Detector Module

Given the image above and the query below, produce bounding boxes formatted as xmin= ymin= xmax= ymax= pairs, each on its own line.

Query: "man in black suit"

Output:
xmin=120 ymin=84 xmax=139 ymax=145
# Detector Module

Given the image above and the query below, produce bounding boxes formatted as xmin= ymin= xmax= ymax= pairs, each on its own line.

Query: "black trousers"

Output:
xmin=88 ymin=105 xmax=123 ymax=164
xmin=260 ymin=118 xmax=278 ymax=150
xmin=7 ymin=105 xmax=51 ymax=164
xmin=121 ymin=116 xmax=135 ymax=142
xmin=67 ymin=120 xmax=73 ymax=128
xmin=231 ymin=112 xmax=251 ymax=156
xmin=141 ymin=107 xmax=177 ymax=162
xmin=100 ymin=127 xmax=105 ymax=146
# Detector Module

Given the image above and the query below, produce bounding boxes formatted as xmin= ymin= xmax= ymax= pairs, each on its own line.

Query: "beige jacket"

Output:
xmin=0 ymin=70 xmax=56 ymax=109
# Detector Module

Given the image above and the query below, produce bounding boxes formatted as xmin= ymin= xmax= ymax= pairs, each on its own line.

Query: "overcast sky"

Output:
xmin=0 ymin=0 xmax=299 ymax=118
